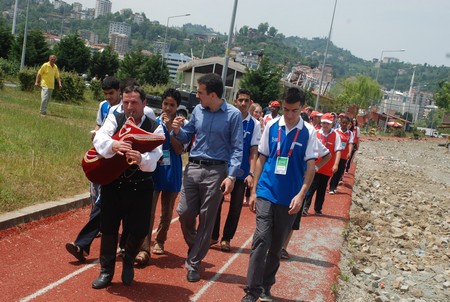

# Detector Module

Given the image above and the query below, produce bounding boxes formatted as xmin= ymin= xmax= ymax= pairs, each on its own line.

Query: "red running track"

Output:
xmin=0 ymin=165 xmax=354 ymax=302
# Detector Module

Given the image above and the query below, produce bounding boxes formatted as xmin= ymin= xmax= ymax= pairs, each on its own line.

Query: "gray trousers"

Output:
xmin=245 ymin=197 xmax=297 ymax=296
xmin=176 ymin=162 xmax=227 ymax=271
xmin=40 ymin=87 xmax=53 ymax=114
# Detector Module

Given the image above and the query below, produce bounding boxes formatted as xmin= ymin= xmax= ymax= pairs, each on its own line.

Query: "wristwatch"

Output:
xmin=227 ymin=176 xmax=236 ymax=182
xmin=248 ymin=172 xmax=255 ymax=177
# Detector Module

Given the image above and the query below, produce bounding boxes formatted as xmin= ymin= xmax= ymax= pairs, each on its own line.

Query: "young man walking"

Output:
xmin=242 ymin=87 xmax=318 ymax=302
xmin=171 ymin=73 xmax=243 ymax=282
xmin=212 ymin=88 xmax=261 ymax=252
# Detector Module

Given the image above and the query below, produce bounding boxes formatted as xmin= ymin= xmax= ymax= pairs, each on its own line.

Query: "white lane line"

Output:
xmin=19 ymin=216 xmax=180 ymax=301
xmin=19 ymin=261 xmax=98 ymax=302
xmin=190 ymin=234 xmax=253 ymax=302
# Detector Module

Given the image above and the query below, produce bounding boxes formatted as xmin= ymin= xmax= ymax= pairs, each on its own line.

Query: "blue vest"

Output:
xmin=153 ymin=117 xmax=183 ymax=192
xmin=238 ymin=118 xmax=256 ymax=180
xmin=257 ymin=119 xmax=311 ymax=206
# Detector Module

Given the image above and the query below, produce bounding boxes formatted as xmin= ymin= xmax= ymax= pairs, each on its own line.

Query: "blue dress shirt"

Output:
xmin=173 ymin=100 xmax=243 ymax=177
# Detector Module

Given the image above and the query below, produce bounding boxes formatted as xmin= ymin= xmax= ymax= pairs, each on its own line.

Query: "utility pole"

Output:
xmin=221 ymin=0 xmax=239 ymax=95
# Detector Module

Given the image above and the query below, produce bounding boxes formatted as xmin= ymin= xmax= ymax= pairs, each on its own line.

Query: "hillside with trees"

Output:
xmin=1 ymin=0 xmax=450 ymax=94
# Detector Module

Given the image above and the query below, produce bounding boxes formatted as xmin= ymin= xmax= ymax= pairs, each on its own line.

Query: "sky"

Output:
xmin=73 ymin=0 xmax=450 ymax=67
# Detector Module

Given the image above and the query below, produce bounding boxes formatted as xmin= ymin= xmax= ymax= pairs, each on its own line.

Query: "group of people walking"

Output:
xmin=57 ymin=70 xmax=359 ymax=301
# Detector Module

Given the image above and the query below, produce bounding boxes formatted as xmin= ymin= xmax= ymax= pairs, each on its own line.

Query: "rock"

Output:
xmin=443 ymin=281 xmax=450 ymax=289
xmin=400 ymin=285 xmax=409 ymax=292
xmin=411 ymin=287 xmax=423 ymax=298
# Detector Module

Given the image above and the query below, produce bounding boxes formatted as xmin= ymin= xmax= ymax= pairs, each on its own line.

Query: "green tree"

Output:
xmin=10 ymin=29 xmax=50 ymax=67
xmin=118 ymin=49 xmax=147 ymax=84
xmin=268 ymin=26 xmax=278 ymax=37
xmin=433 ymin=81 xmax=450 ymax=109
xmin=90 ymin=46 xmax=119 ymax=79
xmin=239 ymin=57 xmax=282 ymax=108
xmin=142 ymin=54 xmax=170 ymax=86
xmin=119 ymin=49 xmax=170 ymax=86
xmin=257 ymin=22 xmax=269 ymax=35
xmin=0 ymin=21 xmax=14 ymax=59
xmin=332 ymin=75 xmax=382 ymax=113
xmin=53 ymin=34 xmax=91 ymax=73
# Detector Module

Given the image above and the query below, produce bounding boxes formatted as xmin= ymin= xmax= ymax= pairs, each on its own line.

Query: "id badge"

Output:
xmin=161 ymin=150 xmax=171 ymax=166
xmin=275 ymin=156 xmax=289 ymax=175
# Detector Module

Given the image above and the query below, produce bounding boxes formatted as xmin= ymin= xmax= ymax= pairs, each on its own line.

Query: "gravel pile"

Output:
xmin=337 ymin=138 xmax=450 ymax=302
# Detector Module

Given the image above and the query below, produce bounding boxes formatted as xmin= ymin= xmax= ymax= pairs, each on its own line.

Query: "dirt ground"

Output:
xmin=336 ymin=137 xmax=450 ymax=302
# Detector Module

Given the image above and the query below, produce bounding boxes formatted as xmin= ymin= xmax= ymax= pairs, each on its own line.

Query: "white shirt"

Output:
xmin=93 ymin=114 xmax=164 ymax=172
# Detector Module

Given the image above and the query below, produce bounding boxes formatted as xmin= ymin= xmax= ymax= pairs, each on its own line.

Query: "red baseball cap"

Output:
xmin=321 ymin=113 xmax=334 ymax=124
xmin=310 ymin=111 xmax=323 ymax=118
xmin=270 ymin=100 xmax=280 ymax=108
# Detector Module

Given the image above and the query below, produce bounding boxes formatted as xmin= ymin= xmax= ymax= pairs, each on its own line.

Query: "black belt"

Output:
xmin=117 ymin=176 xmax=153 ymax=183
xmin=189 ymin=158 xmax=226 ymax=166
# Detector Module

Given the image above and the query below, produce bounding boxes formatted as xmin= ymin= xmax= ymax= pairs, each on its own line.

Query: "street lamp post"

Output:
xmin=384 ymin=69 xmax=401 ymax=133
xmin=369 ymin=48 xmax=405 ymax=131
xmin=20 ymin=0 xmax=31 ymax=71
xmin=221 ymin=0 xmax=239 ymax=92
xmin=315 ymin=0 xmax=338 ymax=111
xmin=161 ymin=13 xmax=190 ymax=70
xmin=375 ymin=49 xmax=405 ymax=83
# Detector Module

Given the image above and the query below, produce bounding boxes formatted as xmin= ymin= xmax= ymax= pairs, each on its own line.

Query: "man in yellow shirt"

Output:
xmin=35 ymin=54 xmax=62 ymax=115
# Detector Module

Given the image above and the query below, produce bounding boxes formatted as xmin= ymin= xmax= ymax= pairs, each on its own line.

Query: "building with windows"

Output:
xmin=94 ymin=0 xmax=111 ymax=18
xmin=110 ymin=33 xmax=129 ymax=57
xmin=163 ymin=53 xmax=192 ymax=80
xmin=72 ymin=2 xmax=82 ymax=12
xmin=108 ymin=21 xmax=131 ymax=38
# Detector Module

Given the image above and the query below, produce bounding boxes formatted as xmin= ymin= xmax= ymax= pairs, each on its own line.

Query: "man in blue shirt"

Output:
xmin=212 ymin=88 xmax=261 ymax=252
xmin=241 ymin=87 xmax=318 ymax=302
xmin=172 ymin=73 xmax=243 ymax=282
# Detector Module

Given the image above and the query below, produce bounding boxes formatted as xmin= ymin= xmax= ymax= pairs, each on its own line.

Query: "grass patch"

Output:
xmin=0 ymin=86 xmax=99 ymax=213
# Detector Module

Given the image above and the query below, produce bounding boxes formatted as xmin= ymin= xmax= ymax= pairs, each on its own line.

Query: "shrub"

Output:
xmin=18 ymin=67 xmax=37 ymax=91
xmin=142 ymin=83 xmax=170 ymax=96
xmin=0 ymin=58 xmax=20 ymax=76
xmin=89 ymin=79 xmax=103 ymax=102
xmin=0 ymin=68 xmax=4 ymax=89
xmin=392 ymin=128 xmax=406 ymax=137
xmin=52 ymin=71 xmax=85 ymax=103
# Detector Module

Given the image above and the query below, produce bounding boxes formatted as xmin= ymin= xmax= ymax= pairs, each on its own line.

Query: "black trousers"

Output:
xmin=100 ymin=178 xmax=154 ymax=240
xmin=212 ymin=179 xmax=246 ymax=241
xmin=74 ymin=203 xmax=101 ymax=255
xmin=329 ymin=159 xmax=347 ymax=191
xmin=303 ymin=173 xmax=331 ymax=213
xmin=345 ymin=143 xmax=357 ymax=172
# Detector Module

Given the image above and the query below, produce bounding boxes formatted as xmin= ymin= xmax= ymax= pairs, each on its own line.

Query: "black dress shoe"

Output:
xmin=65 ymin=242 xmax=86 ymax=262
xmin=187 ymin=270 xmax=200 ymax=282
xmin=92 ymin=273 xmax=113 ymax=289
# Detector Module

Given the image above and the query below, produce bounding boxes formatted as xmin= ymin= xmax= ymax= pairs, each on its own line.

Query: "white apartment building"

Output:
xmin=94 ymin=0 xmax=111 ymax=18
xmin=163 ymin=53 xmax=192 ymax=79
xmin=109 ymin=21 xmax=131 ymax=38
xmin=110 ymin=33 xmax=129 ymax=57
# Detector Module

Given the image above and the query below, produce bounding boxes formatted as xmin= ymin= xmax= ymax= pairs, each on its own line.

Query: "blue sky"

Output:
xmin=73 ymin=0 xmax=450 ymax=67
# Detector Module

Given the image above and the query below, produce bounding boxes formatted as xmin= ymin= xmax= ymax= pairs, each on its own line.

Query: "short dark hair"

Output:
xmin=236 ymin=88 xmax=251 ymax=99
xmin=122 ymin=85 xmax=146 ymax=101
xmin=120 ymin=78 xmax=140 ymax=93
xmin=162 ymin=88 xmax=182 ymax=106
xmin=197 ymin=73 xmax=223 ymax=98
xmin=101 ymin=76 xmax=120 ymax=90
xmin=340 ymin=115 xmax=351 ymax=123
xmin=284 ymin=87 xmax=306 ymax=105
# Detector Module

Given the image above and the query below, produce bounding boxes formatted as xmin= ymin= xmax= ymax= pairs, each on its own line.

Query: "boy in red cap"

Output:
xmin=310 ymin=111 xmax=323 ymax=130
xmin=263 ymin=100 xmax=281 ymax=126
